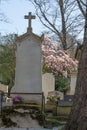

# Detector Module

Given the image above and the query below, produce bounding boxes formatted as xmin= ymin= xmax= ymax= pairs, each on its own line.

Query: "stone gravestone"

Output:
xmin=42 ymin=73 xmax=55 ymax=102
xmin=14 ymin=12 xmax=42 ymax=103
xmin=67 ymin=71 xmax=77 ymax=95
xmin=70 ymin=71 xmax=77 ymax=95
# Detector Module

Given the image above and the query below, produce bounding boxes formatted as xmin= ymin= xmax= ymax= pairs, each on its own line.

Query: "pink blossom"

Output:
xmin=42 ymin=37 xmax=78 ymax=77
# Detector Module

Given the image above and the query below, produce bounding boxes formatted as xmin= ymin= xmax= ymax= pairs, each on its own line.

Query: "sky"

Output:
xmin=0 ymin=0 xmax=45 ymax=36
xmin=0 ymin=0 xmax=84 ymax=41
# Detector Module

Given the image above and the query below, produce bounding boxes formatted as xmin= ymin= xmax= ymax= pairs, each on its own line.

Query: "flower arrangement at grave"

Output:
xmin=12 ymin=95 xmax=23 ymax=104
xmin=47 ymin=95 xmax=60 ymax=104
xmin=47 ymin=95 xmax=60 ymax=115
xmin=42 ymin=36 xmax=78 ymax=77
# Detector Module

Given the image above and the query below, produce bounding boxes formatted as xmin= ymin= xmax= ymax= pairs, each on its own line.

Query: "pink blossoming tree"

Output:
xmin=42 ymin=37 xmax=78 ymax=77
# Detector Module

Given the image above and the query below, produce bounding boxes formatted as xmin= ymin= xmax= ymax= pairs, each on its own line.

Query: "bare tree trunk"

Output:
xmin=59 ymin=0 xmax=67 ymax=50
xmin=65 ymin=1 xmax=87 ymax=130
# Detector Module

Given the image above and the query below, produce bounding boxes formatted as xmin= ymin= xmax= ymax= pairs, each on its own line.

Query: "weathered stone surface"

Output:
xmin=42 ymin=73 xmax=55 ymax=102
xmin=15 ymin=33 xmax=42 ymax=94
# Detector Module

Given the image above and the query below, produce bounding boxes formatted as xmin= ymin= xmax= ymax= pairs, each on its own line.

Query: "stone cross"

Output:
xmin=24 ymin=12 xmax=36 ymax=32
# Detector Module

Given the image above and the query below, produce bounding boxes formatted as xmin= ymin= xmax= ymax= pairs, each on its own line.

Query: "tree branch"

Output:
xmin=76 ymin=0 xmax=85 ymax=17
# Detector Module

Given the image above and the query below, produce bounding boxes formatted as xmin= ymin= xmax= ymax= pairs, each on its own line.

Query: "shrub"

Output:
xmin=55 ymin=76 xmax=70 ymax=94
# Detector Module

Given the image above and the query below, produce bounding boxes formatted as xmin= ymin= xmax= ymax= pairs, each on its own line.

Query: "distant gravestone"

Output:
xmin=42 ymin=73 xmax=55 ymax=102
xmin=14 ymin=12 xmax=42 ymax=103
xmin=0 ymin=83 xmax=8 ymax=93
xmin=69 ymin=71 xmax=77 ymax=95
xmin=67 ymin=71 xmax=77 ymax=95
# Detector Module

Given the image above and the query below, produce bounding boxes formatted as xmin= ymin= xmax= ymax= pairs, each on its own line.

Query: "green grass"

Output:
xmin=1 ymin=103 xmax=71 ymax=128
xmin=45 ymin=117 xmax=66 ymax=128
xmin=46 ymin=118 xmax=67 ymax=125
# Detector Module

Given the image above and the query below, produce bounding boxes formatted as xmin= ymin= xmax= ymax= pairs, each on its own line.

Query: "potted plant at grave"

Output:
xmin=12 ymin=95 xmax=23 ymax=104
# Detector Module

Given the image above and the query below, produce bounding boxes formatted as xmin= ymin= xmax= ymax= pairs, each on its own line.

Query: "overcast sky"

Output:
xmin=0 ymin=0 xmax=45 ymax=36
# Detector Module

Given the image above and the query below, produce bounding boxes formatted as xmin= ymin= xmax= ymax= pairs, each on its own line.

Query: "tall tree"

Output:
xmin=29 ymin=0 xmax=84 ymax=50
xmin=0 ymin=34 xmax=16 ymax=92
xmin=65 ymin=1 xmax=87 ymax=130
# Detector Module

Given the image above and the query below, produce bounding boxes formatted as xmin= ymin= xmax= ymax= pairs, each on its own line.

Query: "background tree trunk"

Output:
xmin=65 ymin=2 xmax=87 ymax=130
